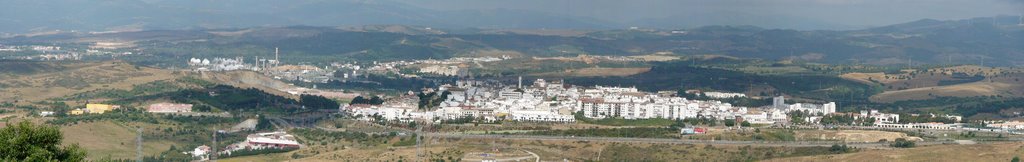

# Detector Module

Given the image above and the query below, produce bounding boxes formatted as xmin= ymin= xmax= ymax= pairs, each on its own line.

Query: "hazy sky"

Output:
xmin=396 ymin=0 xmax=1023 ymax=28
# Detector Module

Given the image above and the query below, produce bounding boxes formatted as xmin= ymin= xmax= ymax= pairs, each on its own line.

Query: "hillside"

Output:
xmin=3 ymin=16 xmax=1022 ymax=66
xmin=841 ymin=66 xmax=1024 ymax=102
xmin=0 ymin=61 xmax=184 ymax=102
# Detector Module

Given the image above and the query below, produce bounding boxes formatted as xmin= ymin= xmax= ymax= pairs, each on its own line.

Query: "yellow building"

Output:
xmin=69 ymin=109 xmax=84 ymax=115
xmin=85 ymin=104 xmax=119 ymax=114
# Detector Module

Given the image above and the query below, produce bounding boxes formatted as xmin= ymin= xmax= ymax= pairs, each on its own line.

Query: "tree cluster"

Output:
xmin=0 ymin=121 xmax=87 ymax=161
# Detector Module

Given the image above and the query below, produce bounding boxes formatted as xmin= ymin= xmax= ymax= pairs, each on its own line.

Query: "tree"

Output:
xmin=351 ymin=96 xmax=385 ymax=105
xmin=1012 ymin=156 xmax=1020 ymax=162
xmin=890 ymin=138 xmax=915 ymax=148
xmin=740 ymin=121 xmax=751 ymax=127
xmin=829 ymin=144 xmax=850 ymax=153
xmin=0 ymin=121 xmax=87 ymax=161
xmin=300 ymin=94 xmax=340 ymax=110
xmin=256 ymin=115 xmax=274 ymax=131
xmin=724 ymin=119 xmax=736 ymax=127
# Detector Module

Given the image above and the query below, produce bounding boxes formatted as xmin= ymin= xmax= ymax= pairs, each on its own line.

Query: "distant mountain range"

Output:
xmin=2 ymin=15 xmax=1023 ymax=66
xmin=5 ymin=0 xmax=999 ymax=34
xmin=0 ymin=0 xmax=618 ymax=34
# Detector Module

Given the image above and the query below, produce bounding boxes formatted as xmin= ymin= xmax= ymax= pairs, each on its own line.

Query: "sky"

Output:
xmin=395 ymin=0 xmax=1023 ymax=29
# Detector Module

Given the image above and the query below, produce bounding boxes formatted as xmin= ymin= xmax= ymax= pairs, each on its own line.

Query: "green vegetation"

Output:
xmin=349 ymin=96 xmax=385 ymax=105
xmin=787 ymin=110 xmax=815 ymax=125
xmin=0 ymin=121 xmax=87 ymax=161
xmin=299 ymin=94 xmax=340 ymax=110
xmin=523 ymin=128 xmax=677 ymax=138
xmin=64 ymin=80 xmax=187 ymax=102
xmin=599 ymin=143 xmax=852 ymax=162
xmin=678 ymin=91 xmax=772 ymax=107
xmin=898 ymin=113 xmax=957 ymax=124
xmin=573 ymin=111 xmax=675 ymax=127
xmin=313 ymin=74 xmax=455 ymax=92
xmin=845 ymin=96 xmax=1024 ymax=119
xmin=819 ymin=114 xmax=876 ymax=126
xmin=218 ymin=147 xmax=298 ymax=159
xmin=753 ymin=129 xmax=797 ymax=141
xmin=290 ymin=128 xmax=400 ymax=147
xmin=392 ymin=134 xmax=418 ymax=147
xmin=170 ymin=85 xmax=299 ymax=112
xmin=47 ymin=108 xmax=159 ymax=125
xmin=567 ymin=61 xmax=881 ymax=102
xmin=890 ymin=138 xmax=916 ymax=148
xmin=829 ymin=144 xmax=854 ymax=153
xmin=417 ymin=91 xmax=451 ymax=110
xmin=581 ymin=118 xmax=675 ymax=127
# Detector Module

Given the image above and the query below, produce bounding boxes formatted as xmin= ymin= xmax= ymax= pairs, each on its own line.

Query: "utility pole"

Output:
xmin=136 ymin=127 xmax=142 ymax=162
xmin=415 ymin=122 xmax=423 ymax=162
xmin=212 ymin=130 xmax=218 ymax=161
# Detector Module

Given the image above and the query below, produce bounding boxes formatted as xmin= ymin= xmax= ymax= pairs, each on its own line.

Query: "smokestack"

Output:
xmin=518 ymin=76 xmax=523 ymax=89
xmin=275 ymin=47 xmax=279 ymax=67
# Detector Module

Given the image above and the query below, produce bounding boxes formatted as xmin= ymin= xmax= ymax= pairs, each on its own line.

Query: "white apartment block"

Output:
xmin=346 ymin=79 xmax=838 ymax=124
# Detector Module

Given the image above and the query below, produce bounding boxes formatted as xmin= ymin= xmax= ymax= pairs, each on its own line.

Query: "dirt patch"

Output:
xmin=629 ymin=54 xmax=680 ymax=62
xmin=531 ymin=67 xmax=650 ymax=77
xmin=795 ymin=130 xmax=921 ymax=142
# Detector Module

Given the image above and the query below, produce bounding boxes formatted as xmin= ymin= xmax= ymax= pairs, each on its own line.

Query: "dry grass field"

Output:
xmin=870 ymin=81 xmax=1023 ymax=102
xmin=766 ymin=142 xmax=1024 ymax=162
xmin=60 ymin=121 xmax=175 ymax=160
xmin=840 ymin=65 xmax=1024 ymax=102
xmin=530 ymin=67 xmax=651 ymax=77
xmin=0 ymin=61 xmax=182 ymax=102
xmin=267 ymin=136 xmax=851 ymax=162
xmin=794 ymin=130 xmax=921 ymax=142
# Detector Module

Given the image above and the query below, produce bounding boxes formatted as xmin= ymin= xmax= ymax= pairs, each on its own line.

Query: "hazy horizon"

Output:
xmin=0 ymin=0 xmax=1021 ymax=34
xmin=397 ymin=0 xmax=1024 ymax=29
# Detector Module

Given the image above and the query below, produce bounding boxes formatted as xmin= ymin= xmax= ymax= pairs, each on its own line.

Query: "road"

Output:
xmin=421 ymin=133 xmax=953 ymax=148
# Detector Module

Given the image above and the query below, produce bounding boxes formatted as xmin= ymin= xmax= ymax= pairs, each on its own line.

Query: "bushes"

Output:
xmin=525 ymin=128 xmax=677 ymax=138
xmin=218 ymin=147 xmax=298 ymax=159
xmin=47 ymin=109 xmax=159 ymax=125
xmin=300 ymin=94 xmax=340 ymax=110
xmin=350 ymin=96 xmax=385 ymax=105
xmin=170 ymin=85 xmax=300 ymax=112
xmin=392 ymin=134 xmax=418 ymax=147
xmin=890 ymin=138 xmax=915 ymax=148
xmin=829 ymin=144 xmax=852 ymax=153
xmin=574 ymin=111 xmax=676 ymax=127
xmin=0 ymin=121 xmax=87 ymax=161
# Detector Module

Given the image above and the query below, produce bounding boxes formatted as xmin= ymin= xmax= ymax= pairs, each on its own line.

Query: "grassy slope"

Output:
xmin=766 ymin=142 xmax=1024 ymax=162
xmin=841 ymin=66 xmax=1024 ymax=103
xmin=0 ymin=61 xmax=182 ymax=102
xmin=60 ymin=121 xmax=174 ymax=160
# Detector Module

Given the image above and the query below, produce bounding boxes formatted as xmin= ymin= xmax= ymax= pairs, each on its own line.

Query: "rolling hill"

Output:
xmin=3 ymin=16 xmax=1021 ymax=67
